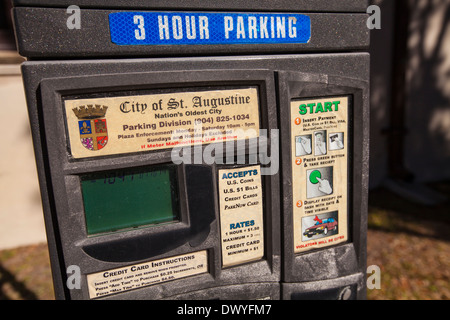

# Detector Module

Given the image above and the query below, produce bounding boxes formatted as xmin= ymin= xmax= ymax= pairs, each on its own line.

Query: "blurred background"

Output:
xmin=0 ymin=0 xmax=449 ymax=300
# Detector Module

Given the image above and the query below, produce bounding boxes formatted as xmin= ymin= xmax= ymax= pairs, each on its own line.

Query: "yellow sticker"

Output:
xmin=291 ymin=96 xmax=350 ymax=253
xmin=65 ymin=88 xmax=260 ymax=159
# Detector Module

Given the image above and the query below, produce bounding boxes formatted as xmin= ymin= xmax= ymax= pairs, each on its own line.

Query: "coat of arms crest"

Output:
xmin=72 ymin=105 xmax=108 ymax=151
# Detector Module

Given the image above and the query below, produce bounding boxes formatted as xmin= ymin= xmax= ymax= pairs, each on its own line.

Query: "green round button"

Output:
xmin=309 ymin=170 xmax=322 ymax=184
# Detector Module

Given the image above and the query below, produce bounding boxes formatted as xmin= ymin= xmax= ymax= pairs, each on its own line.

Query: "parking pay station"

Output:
xmin=13 ymin=0 xmax=369 ymax=300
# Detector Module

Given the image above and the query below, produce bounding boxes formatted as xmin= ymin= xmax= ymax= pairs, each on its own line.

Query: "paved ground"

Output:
xmin=0 ymin=62 xmax=47 ymax=250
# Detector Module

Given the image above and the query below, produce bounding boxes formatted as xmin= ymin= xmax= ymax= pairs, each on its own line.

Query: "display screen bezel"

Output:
xmin=80 ymin=164 xmax=181 ymax=236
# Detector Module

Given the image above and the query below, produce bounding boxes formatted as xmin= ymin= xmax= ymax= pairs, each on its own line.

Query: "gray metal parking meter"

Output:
xmin=13 ymin=0 xmax=369 ymax=300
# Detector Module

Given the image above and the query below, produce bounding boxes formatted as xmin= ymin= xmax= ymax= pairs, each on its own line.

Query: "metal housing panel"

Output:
xmin=20 ymin=54 xmax=369 ymax=300
xmin=13 ymin=0 xmax=369 ymax=12
xmin=13 ymin=7 xmax=369 ymax=59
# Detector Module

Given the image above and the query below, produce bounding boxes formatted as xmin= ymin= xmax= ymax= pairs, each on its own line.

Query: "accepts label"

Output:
xmin=218 ymin=166 xmax=264 ymax=267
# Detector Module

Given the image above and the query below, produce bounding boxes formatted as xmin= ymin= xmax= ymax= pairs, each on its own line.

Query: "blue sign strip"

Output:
xmin=109 ymin=12 xmax=311 ymax=46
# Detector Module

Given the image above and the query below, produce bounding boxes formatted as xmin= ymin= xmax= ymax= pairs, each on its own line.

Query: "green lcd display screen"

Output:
xmin=80 ymin=165 xmax=179 ymax=235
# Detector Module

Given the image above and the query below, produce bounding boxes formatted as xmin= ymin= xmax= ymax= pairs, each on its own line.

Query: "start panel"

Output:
xmin=291 ymin=96 xmax=350 ymax=253
xmin=278 ymin=72 xmax=369 ymax=299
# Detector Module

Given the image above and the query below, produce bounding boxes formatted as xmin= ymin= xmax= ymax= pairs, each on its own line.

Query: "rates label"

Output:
xmin=218 ymin=165 xmax=264 ymax=267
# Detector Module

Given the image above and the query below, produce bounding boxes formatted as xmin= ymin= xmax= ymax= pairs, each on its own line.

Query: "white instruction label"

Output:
xmin=218 ymin=165 xmax=264 ymax=267
xmin=87 ymin=251 xmax=208 ymax=299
